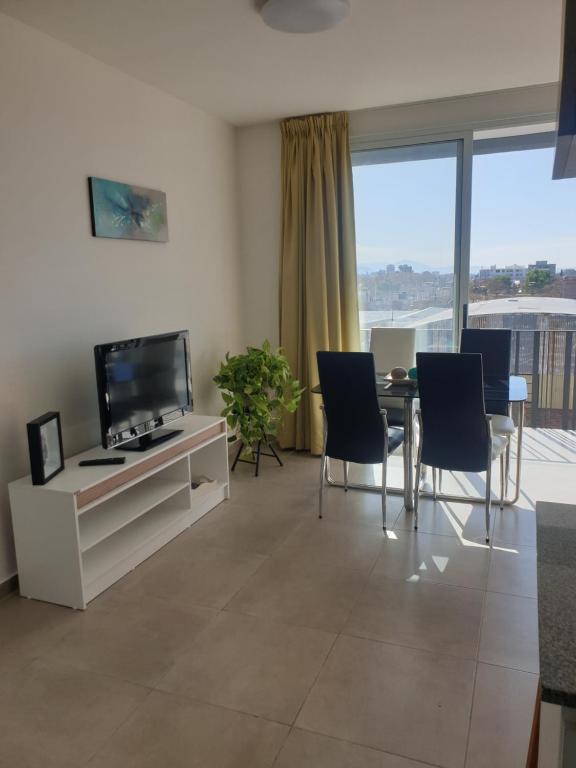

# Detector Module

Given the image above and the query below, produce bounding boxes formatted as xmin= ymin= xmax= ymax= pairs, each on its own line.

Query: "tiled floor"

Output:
xmin=1 ymin=428 xmax=575 ymax=768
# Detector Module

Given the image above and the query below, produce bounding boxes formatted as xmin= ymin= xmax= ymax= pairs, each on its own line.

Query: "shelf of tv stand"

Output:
xmin=82 ymin=487 xmax=192 ymax=601
xmin=8 ymin=414 xmax=229 ymax=609
xmin=79 ymin=475 xmax=191 ymax=552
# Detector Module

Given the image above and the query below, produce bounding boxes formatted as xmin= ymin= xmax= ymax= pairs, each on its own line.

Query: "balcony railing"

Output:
xmin=500 ymin=329 xmax=575 ymax=429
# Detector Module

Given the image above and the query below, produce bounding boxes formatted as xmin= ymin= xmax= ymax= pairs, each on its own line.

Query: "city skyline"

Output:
xmin=353 ymin=145 xmax=576 ymax=273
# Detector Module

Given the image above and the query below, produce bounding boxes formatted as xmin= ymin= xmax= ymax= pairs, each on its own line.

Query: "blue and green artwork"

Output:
xmin=89 ymin=177 xmax=168 ymax=242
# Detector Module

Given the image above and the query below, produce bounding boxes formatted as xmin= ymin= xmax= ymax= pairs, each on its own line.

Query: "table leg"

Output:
xmin=511 ymin=400 xmax=524 ymax=505
xmin=403 ymin=398 xmax=414 ymax=511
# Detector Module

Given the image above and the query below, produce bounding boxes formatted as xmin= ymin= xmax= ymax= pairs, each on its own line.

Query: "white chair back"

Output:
xmin=369 ymin=327 xmax=416 ymax=374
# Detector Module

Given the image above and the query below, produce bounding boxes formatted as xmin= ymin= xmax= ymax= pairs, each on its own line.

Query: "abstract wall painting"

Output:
xmin=88 ymin=177 xmax=168 ymax=242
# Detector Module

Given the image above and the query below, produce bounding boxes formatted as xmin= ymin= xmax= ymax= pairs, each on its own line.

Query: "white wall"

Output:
xmin=236 ymin=83 xmax=558 ymax=351
xmin=0 ymin=13 xmax=243 ymax=584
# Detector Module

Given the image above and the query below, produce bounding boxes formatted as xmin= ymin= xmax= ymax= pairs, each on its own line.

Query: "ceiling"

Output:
xmin=0 ymin=0 xmax=562 ymax=126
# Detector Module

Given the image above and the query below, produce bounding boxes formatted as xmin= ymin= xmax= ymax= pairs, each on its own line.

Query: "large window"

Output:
xmin=352 ymin=129 xmax=576 ymax=426
xmin=353 ymin=141 xmax=461 ymax=352
xmin=469 ymin=136 xmax=576 ymax=319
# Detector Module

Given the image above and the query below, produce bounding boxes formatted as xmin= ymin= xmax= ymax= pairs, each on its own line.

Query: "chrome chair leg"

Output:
xmin=381 ymin=460 xmax=387 ymax=531
xmin=319 ymin=408 xmax=328 ymax=520
xmin=381 ymin=411 xmax=389 ymax=532
xmin=438 ymin=469 xmax=443 ymax=493
xmin=343 ymin=461 xmax=349 ymax=492
xmin=500 ymin=452 xmax=505 ymax=510
xmin=319 ymin=452 xmax=326 ymax=519
xmin=504 ymin=403 xmax=512 ymax=497
xmin=413 ymin=460 xmax=421 ymax=531
xmin=414 ymin=410 xmax=423 ymax=531
xmin=485 ymin=452 xmax=492 ymax=545
xmin=432 ymin=467 xmax=437 ymax=500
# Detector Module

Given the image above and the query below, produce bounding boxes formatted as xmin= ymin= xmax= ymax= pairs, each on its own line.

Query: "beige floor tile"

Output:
xmin=315 ymin=486 xmax=404 ymax=529
xmin=466 ymin=663 xmax=539 ymax=768
xmin=491 ymin=507 xmax=537 ymax=548
xmin=0 ymin=595 xmax=74 ymax=675
xmin=479 ymin=592 xmax=539 ymax=673
xmin=297 ymin=634 xmax=475 ymax=768
xmin=395 ymin=499 xmax=493 ymax=544
xmin=185 ymin=501 xmax=303 ymax=556
xmin=0 ymin=658 xmax=147 ymax=768
xmin=158 ymin=611 xmax=334 ymax=723
xmin=230 ymin=469 xmax=318 ymax=506
xmin=115 ymin=538 xmax=267 ymax=609
xmin=43 ymin=591 xmax=218 ymax=686
xmin=274 ymin=729 xmax=429 ymax=768
xmin=87 ymin=689 xmax=289 ymax=768
xmin=277 ymin=518 xmax=386 ymax=572
xmin=226 ymin=554 xmax=367 ymax=632
xmin=232 ymin=476 xmax=316 ymax=502
xmin=344 ymin=577 xmax=484 ymax=659
xmin=372 ymin=530 xmax=490 ymax=590
xmin=487 ymin=546 xmax=537 ymax=598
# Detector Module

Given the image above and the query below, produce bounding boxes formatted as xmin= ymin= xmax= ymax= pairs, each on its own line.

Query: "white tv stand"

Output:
xmin=9 ymin=414 xmax=229 ymax=609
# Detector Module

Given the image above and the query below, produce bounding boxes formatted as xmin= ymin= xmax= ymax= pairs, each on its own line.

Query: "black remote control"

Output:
xmin=78 ymin=458 xmax=126 ymax=466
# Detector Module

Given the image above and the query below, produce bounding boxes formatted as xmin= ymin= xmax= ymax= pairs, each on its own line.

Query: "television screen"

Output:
xmin=95 ymin=331 xmax=192 ymax=449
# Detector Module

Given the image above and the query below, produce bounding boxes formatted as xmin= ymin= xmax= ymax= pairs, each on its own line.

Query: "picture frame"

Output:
xmin=27 ymin=412 xmax=64 ymax=485
xmin=88 ymin=176 xmax=168 ymax=242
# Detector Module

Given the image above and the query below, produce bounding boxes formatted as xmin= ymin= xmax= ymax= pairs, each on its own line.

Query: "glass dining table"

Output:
xmin=312 ymin=374 xmax=527 ymax=510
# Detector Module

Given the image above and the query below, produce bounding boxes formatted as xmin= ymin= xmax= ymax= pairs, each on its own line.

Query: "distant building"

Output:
xmin=528 ymin=260 xmax=556 ymax=277
xmin=397 ymin=264 xmax=413 ymax=273
xmin=386 ymin=264 xmax=395 ymax=273
xmin=478 ymin=264 xmax=527 ymax=281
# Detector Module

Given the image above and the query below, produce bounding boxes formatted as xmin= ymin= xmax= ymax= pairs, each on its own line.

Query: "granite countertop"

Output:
xmin=536 ymin=501 xmax=576 ymax=708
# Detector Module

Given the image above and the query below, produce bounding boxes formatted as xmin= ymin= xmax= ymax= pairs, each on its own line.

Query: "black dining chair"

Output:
xmin=414 ymin=352 xmax=508 ymax=543
xmin=316 ymin=351 xmax=404 ymax=530
xmin=461 ymin=328 xmax=515 ymax=493
xmin=460 ymin=328 xmax=512 ymax=413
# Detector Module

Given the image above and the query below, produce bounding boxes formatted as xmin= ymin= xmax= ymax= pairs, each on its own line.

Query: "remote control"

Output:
xmin=78 ymin=458 xmax=126 ymax=466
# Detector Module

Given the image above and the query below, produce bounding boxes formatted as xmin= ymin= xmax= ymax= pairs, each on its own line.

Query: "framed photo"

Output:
xmin=27 ymin=412 xmax=64 ymax=485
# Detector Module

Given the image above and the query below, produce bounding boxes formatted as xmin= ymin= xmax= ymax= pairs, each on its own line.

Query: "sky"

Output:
xmin=353 ymin=146 xmax=576 ymax=273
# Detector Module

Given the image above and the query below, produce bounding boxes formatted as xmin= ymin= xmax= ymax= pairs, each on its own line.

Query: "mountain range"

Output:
xmin=358 ymin=260 xmax=483 ymax=275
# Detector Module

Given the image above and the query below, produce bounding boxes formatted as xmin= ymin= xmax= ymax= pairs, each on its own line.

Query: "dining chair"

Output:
xmin=316 ymin=351 xmax=404 ymax=530
xmin=460 ymin=327 xmax=515 ymax=493
xmin=370 ymin=327 xmax=416 ymax=372
xmin=369 ymin=327 xmax=416 ymax=426
xmin=460 ymin=328 xmax=514 ymax=425
xmin=413 ymin=352 xmax=508 ymax=543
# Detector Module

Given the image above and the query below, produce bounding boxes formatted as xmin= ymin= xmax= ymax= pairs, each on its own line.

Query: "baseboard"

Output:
xmin=0 ymin=573 xmax=18 ymax=600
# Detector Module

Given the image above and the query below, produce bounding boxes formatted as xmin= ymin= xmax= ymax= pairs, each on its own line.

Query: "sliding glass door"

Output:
xmin=352 ymin=136 xmax=471 ymax=353
xmin=468 ymin=133 xmax=576 ymax=427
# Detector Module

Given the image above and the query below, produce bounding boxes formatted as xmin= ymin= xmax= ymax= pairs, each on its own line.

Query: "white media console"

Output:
xmin=8 ymin=414 xmax=229 ymax=609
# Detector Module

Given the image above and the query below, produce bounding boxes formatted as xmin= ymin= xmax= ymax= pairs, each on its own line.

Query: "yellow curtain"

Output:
xmin=279 ymin=112 xmax=360 ymax=454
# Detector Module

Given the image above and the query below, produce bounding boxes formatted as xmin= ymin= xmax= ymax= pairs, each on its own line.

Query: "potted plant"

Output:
xmin=213 ymin=341 xmax=303 ymax=475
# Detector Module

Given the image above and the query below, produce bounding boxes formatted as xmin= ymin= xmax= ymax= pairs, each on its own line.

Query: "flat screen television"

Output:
xmin=94 ymin=330 xmax=193 ymax=451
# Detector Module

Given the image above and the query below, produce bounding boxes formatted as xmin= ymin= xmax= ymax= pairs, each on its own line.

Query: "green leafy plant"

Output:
xmin=213 ymin=341 xmax=303 ymax=449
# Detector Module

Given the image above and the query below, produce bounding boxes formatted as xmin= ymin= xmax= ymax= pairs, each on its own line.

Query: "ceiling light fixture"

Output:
xmin=260 ymin=0 xmax=351 ymax=33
